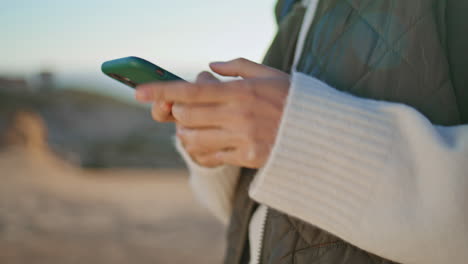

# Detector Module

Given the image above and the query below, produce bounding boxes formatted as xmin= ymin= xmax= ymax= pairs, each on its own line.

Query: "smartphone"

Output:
xmin=101 ymin=56 xmax=184 ymax=89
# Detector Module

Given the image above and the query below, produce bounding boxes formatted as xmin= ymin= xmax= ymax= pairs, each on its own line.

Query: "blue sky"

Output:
xmin=1 ymin=0 xmax=277 ymax=79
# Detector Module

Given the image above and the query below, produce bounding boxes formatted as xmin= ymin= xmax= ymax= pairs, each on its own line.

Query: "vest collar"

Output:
xmin=292 ymin=0 xmax=320 ymax=71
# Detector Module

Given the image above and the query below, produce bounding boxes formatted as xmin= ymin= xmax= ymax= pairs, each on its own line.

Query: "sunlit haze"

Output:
xmin=1 ymin=0 xmax=277 ymax=99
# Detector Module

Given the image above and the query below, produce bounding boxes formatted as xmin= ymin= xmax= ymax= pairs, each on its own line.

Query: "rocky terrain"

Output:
xmin=0 ymin=89 xmax=184 ymax=168
xmin=0 ymin=88 xmax=225 ymax=263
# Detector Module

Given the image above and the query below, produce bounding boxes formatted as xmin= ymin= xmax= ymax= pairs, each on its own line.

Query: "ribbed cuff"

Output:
xmin=249 ymin=72 xmax=395 ymax=235
xmin=174 ymin=137 xmax=240 ymax=225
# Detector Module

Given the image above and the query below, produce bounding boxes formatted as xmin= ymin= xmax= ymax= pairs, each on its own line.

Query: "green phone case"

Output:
xmin=101 ymin=56 xmax=184 ymax=89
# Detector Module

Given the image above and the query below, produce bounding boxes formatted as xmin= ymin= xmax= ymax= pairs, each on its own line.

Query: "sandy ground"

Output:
xmin=0 ymin=148 xmax=225 ymax=264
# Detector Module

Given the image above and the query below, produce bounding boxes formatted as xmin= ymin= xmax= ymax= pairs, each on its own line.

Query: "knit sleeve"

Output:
xmin=174 ymin=137 xmax=241 ymax=225
xmin=249 ymin=72 xmax=468 ymax=264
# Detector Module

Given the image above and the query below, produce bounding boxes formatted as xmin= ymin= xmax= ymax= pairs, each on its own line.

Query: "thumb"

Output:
xmin=209 ymin=58 xmax=287 ymax=79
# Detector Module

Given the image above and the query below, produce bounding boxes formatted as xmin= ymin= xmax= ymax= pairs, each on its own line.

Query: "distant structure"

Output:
xmin=38 ymin=70 xmax=55 ymax=91
xmin=0 ymin=77 xmax=29 ymax=93
xmin=2 ymin=110 xmax=48 ymax=153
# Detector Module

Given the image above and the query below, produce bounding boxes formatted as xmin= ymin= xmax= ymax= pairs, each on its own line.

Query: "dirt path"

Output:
xmin=0 ymin=149 xmax=225 ymax=264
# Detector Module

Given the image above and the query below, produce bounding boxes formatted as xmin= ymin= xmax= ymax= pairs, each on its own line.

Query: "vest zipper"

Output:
xmin=252 ymin=206 xmax=269 ymax=264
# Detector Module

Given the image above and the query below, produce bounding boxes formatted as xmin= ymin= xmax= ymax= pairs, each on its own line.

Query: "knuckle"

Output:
xmin=240 ymin=108 xmax=255 ymax=123
xmin=200 ymin=154 xmax=223 ymax=168
xmin=197 ymin=158 xmax=215 ymax=168
xmin=184 ymin=144 xmax=198 ymax=155
xmin=240 ymin=81 xmax=256 ymax=100
xmin=247 ymin=147 xmax=258 ymax=161
xmin=176 ymin=131 xmax=187 ymax=143
xmin=234 ymin=57 xmax=247 ymax=64
xmin=174 ymin=107 xmax=193 ymax=125
xmin=196 ymin=72 xmax=210 ymax=83
xmin=244 ymin=125 xmax=258 ymax=145
xmin=242 ymin=145 xmax=263 ymax=168
xmin=237 ymin=101 xmax=255 ymax=122
xmin=151 ymin=105 xmax=164 ymax=122
xmin=199 ymin=71 xmax=211 ymax=79
xmin=182 ymin=132 xmax=203 ymax=152
xmin=229 ymin=81 xmax=251 ymax=101
xmin=196 ymin=72 xmax=206 ymax=79
xmin=187 ymin=84 xmax=203 ymax=98
xmin=185 ymin=129 xmax=198 ymax=143
xmin=196 ymin=156 xmax=210 ymax=166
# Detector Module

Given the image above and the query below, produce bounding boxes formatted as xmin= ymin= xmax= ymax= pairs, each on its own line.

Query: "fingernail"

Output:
xmin=135 ymin=88 xmax=150 ymax=101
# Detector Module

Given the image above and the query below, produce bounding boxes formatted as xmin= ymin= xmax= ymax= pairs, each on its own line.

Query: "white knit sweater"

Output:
xmin=175 ymin=1 xmax=468 ymax=263
xmin=176 ymin=72 xmax=468 ymax=264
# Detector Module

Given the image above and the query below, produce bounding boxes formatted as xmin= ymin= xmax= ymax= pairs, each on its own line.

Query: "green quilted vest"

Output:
xmin=224 ymin=0 xmax=467 ymax=264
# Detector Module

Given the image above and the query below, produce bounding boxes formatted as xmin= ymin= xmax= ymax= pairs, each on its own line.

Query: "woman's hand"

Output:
xmin=136 ymin=58 xmax=290 ymax=169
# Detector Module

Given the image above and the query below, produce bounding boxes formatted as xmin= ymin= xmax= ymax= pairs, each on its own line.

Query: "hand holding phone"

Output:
xmin=102 ymin=56 xmax=182 ymax=120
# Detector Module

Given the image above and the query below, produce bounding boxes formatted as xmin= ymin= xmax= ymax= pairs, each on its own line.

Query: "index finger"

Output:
xmin=135 ymin=81 xmax=242 ymax=104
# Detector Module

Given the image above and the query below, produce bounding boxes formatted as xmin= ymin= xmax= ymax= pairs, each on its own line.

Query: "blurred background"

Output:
xmin=0 ymin=0 xmax=276 ymax=263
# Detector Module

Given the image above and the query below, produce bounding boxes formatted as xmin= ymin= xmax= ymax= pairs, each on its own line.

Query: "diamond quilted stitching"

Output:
xmin=345 ymin=0 xmax=433 ymax=69
xmin=307 ymin=0 xmax=431 ymax=70
xmin=298 ymin=0 xmax=376 ymax=74
xmin=300 ymin=0 xmax=439 ymax=94
xmin=348 ymin=10 xmax=435 ymax=92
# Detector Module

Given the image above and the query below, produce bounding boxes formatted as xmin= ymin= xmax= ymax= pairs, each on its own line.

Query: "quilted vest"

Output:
xmin=224 ymin=0 xmax=468 ymax=264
